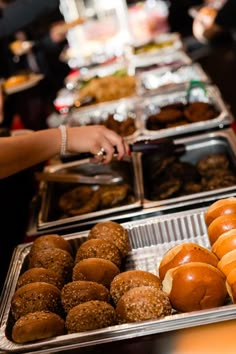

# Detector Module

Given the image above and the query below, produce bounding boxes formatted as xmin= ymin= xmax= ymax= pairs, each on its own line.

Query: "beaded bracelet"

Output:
xmin=59 ymin=125 xmax=67 ymax=156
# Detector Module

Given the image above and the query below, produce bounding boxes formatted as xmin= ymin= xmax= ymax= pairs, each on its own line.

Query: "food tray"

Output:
xmin=37 ymin=156 xmax=142 ymax=231
xmin=139 ymin=85 xmax=233 ymax=139
xmin=66 ymin=96 xmax=141 ymax=141
xmin=137 ymin=62 xmax=210 ymax=95
xmin=139 ymin=128 xmax=236 ymax=209
xmin=1 ymin=207 xmax=236 ymax=353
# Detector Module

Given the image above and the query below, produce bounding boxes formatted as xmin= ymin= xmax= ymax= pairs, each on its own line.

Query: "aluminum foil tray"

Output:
xmin=137 ymin=62 xmax=210 ymax=95
xmin=37 ymin=156 xmax=142 ymax=231
xmin=139 ymin=85 xmax=233 ymax=139
xmin=66 ymin=96 xmax=141 ymax=141
xmin=139 ymin=128 xmax=236 ymax=209
xmin=1 ymin=207 xmax=236 ymax=353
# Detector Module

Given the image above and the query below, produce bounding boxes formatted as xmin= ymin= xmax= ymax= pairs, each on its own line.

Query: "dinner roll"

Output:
xmin=110 ymin=270 xmax=162 ymax=305
xmin=66 ymin=300 xmax=116 ymax=333
xmin=11 ymin=282 xmax=62 ymax=320
xmin=205 ymin=197 xmax=236 ymax=227
xmin=158 ymin=242 xmax=218 ymax=281
xmin=162 ymin=262 xmax=227 ymax=312
xmin=207 ymin=214 xmax=236 ymax=246
xmin=75 ymin=238 xmax=122 ymax=267
xmin=88 ymin=221 xmax=131 ymax=258
xmin=29 ymin=248 xmax=74 ymax=282
xmin=226 ymin=268 xmax=236 ymax=303
xmin=16 ymin=267 xmax=64 ymax=290
xmin=217 ymin=249 xmax=236 ymax=277
xmin=72 ymin=258 xmax=120 ymax=288
xmin=61 ymin=280 xmax=110 ymax=313
xmin=12 ymin=311 xmax=65 ymax=344
xmin=212 ymin=229 xmax=236 ymax=259
xmin=116 ymin=286 xmax=172 ymax=324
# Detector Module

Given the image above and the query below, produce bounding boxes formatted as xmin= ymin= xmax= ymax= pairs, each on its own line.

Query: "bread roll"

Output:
xmin=158 ymin=242 xmax=218 ymax=281
xmin=11 ymin=282 xmax=62 ymax=320
xmin=12 ymin=311 xmax=65 ymax=344
xmin=66 ymin=300 xmax=116 ymax=333
xmin=116 ymin=286 xmax=172 ymax=324
xmin=29 ymin=248 xmax=74 ymax=282
xmin=75 ymin=238 xmax=122 ymax=267
xmin=226 ymin=268 xmax=236 ymax=303
xmin=207 ymin=214 xmax=236 ymax=245
xmin=16 ymin=267 xmax=64 ymax=290
xmin=88 ymin=221 xmax=131 ymax=258
xmin=212 ymin=229 xmax=236 ymax=259
xmin=162 ymin=262 xmax=227 ymax=312
xmin=204 ymin=197 xmax=236 ymax=227
xmin=110 ymin=270 xmax=162 ymax=305
xmin=72 ymin=258 xmax=120 ymax=288
xmin=61 ymin=280 xmax=110 ymax=313
xmin=217 ymin=249 xmax=236 ymax=277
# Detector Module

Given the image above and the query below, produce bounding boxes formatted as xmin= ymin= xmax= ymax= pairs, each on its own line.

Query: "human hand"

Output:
xmin=67 ymin=125 xmax=130 ymax=164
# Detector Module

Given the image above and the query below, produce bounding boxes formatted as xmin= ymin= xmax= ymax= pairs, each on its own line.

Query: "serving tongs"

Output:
xmin=130 ymin=137 xmax=186 ymax=154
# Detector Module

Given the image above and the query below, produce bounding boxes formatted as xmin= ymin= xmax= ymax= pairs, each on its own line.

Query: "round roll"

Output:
xmin=207 ymin=214 xmax=236 ymax=246
xmin=212 ymin=229 xmax=236 ymax=259
xmin=75 ymin=239 xmax=122 ymax=267
xmin=162 ymin=262 xmax=227 ymax=312
xmin=204 ymin=197 xmax=236 ymax=227
xmin=66 ymin=300 xmax=116 ymax=333
xmin=158 ymin=242 xmax=218 ymax=281
xmin=88 ymin=221 xmax=131 ymax=258
xmin=110 ymin=270 xmax=162 ymax=305
xmin=11 ymin=282 xmax=62 ymax=320
xmin=12 ymin=311 xmax=65 ymax=344
xmin=226 ymin=268 xmax=236 ymax=303
xmin=72 ymin=258 xmax=120 ymax=288
xmin=116 ymin=286 xmax=172 ymax=324
xmin=28 ymin=248 xmax=74 ymax=282
xmin=61 ymin=280 xmax=110 ymax=313
xmin=217 ymin=249 xmax=236 ymax=277
xmin=16 ymin=267 xmax=64 ymax=290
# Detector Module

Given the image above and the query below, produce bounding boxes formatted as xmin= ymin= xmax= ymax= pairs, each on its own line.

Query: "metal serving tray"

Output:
xmin=37 ymin=156 xmax=142 ymax=231
xmin=1 ymin=207 xmax=236 ymax=353
xmin=139 ymin=85 xmax=233 ymax=139
xmin=137 ymin=62 xmax=210 ymax=95
xmin=139 ymin=128 xmax=236 ymax=209
xmin=66 ymin=96 xmax=141 ymax=141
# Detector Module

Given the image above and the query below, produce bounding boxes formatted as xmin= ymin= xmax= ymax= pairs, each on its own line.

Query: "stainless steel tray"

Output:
xmin=139 ymin=128 xmax=236 ymax=209
xmin=139 ymin=85 xmax=233 ymax=139
xmin=37 ymin=155 xmax=142 ymax=231
xmin=1 ymin=207 xmax=236 ymax=353
xmin=137 ymin=62 xmax=210 ymax=96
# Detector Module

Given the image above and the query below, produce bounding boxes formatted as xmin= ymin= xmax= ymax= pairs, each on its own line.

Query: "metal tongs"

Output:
xmin=130 ymin=137 xmax=185 ymax=154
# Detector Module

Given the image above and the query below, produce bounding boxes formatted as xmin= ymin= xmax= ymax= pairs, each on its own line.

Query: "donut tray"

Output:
xmin=1 ymin=207 xmax=236 ymax=353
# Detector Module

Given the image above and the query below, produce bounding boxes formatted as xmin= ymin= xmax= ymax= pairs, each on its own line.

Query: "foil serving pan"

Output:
xmin=138 ymin=128 xmax=236 ymax=209
xmin=37 ymin=155 xmax=142 ymax=231
xmin=137 ymin=62 xmax=210 ymax=95
xmin=1 ymin=207 xmax=236 ymax=353
xmin=66 ymin=96 xmax=141 ymax=142
xmin=139 ymin=84 xmax=233 ymax=139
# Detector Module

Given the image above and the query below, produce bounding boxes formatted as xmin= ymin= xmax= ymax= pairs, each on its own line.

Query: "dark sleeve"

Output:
xmin=215 ymin=0 xmax=236 ymax=29
xmin=0 ymin=0 xmax=59 ymax=38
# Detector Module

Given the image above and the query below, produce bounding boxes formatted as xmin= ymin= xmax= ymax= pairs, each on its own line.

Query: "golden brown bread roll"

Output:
xmin=162 ymin=262 xmax=227 ymax=312
xmin=88 ymin=221 xmax=131 ymax=258
xmin=217 ymin=249 xmax=236 ymax=277
xmin=61 ymin=280 xmax=110 ymax=313
xmin=204 ymin=197 xmax=236 ymax=227
xmin=211 ymin=229 xmax=236 ymax=259
xmin=158 ymin=242 xmax=218 ymax=281
xmin=116 ymin=286 xmax=172 ymax=324
xmin=72 ymin=258 xmax=120 ymax=288
xmin=110 ymin=269 xmax=162 ymax=305
xmin=207 ymin=214 xmax=236 ymax=246
xmin=16 ymin=267 xmax=65 ymax=290
xmin=11 ymin=282 xmax=62 ymax=320
xmin=226 ymin=268 xmax=236 ymax=303
xmin=75 ymin=238 xmax=122 ymax=267
xmin=29 ymin=248 xmax=74 ymax=282
xmin=66 ymin=300 xmax=116 ymax=333
xmin=12 ymin=311 xmax=65 ymax=344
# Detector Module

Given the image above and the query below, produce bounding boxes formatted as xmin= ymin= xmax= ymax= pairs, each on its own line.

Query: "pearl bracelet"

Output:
xmin=59 ymin=125 xmax=67 ymax=156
